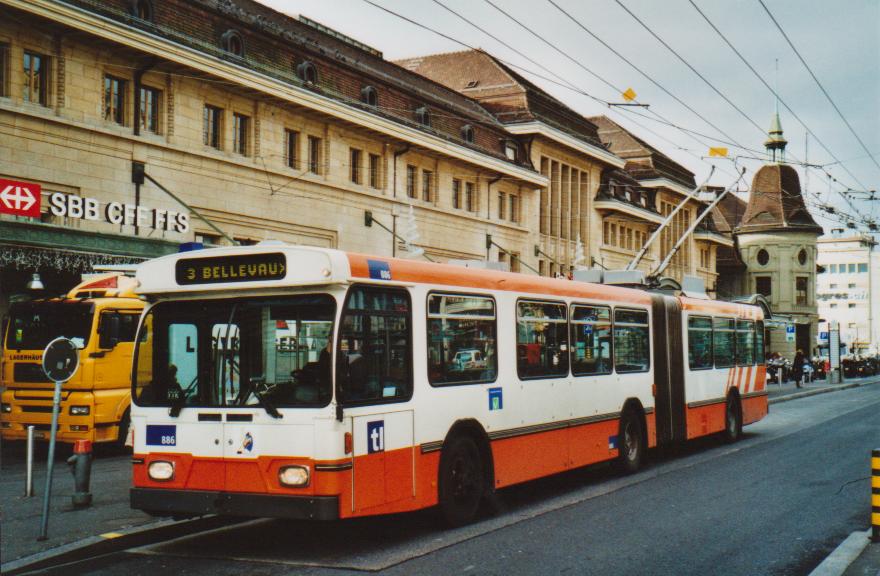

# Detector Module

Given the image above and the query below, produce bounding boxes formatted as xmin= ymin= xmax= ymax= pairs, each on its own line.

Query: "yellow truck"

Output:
xmin=1 ymin=273 xmax=144 ymax=447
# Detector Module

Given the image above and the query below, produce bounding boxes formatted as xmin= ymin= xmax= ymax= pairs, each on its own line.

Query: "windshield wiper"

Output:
xmin=168 ymin=396 xmax=186 ymax=417
xmin=248 ymin=377 xmax=282 ymax=419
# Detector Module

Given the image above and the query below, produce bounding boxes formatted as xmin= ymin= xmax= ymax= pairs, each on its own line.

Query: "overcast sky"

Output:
xmin=259 ymin=0 xmax=879 ymax=232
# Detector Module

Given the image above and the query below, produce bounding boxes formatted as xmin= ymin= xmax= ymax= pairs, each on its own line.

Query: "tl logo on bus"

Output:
xmin=367 ymin=421 xmax=385 ymax=453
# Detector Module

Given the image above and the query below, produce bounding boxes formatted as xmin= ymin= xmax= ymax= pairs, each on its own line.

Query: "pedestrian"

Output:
xmin=793 ymin=349 xmax=805 ymax=388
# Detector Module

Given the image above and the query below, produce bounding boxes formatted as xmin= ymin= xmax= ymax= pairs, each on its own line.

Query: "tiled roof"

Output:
xmin=737 ymin=164 xmax=823 ymax=234
xmin=589 ymin=115 xmax=696 ymax=189
xmin=397 ymin=50 xmax=605 ymax=148
xmin=712 ymin=192 xmax=749 ymax=234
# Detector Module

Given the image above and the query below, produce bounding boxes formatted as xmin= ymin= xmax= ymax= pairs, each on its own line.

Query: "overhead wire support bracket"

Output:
xmin=608 ymin=102 xmax=650 ymax=108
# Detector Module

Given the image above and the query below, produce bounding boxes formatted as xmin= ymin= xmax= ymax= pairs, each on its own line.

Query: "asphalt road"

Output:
xmin=22 ymin=385 xmax=880 ymax=576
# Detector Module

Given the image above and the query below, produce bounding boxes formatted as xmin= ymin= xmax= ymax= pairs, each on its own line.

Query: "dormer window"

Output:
xmin=360 ymin=85 xmax=377 ymax=107
xmin=461 ymin=124 xmax=474 ymax=143
xmin=221 ymin=30 xmax=244 ymax=57
xmin=415 ymin=106 xmax=430 ymax=127
xmin=504 ymin=140 xmax=519 ymax=161
xmin=297 ymin=61 xmax=318 ymax=85
xmin=131 ymin=0 xmax=154 ymax=21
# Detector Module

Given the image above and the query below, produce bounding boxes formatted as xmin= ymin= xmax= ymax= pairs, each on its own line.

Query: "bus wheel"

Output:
xmin=723 ymin=396 xmax=742 ymax=443
xmin=438 ymin=435 xmax=484 ymax=527
xmin=616 ymin=409 xmax=644 ymax=474
xmin=114 ymin=408 xmax=131 ymax=452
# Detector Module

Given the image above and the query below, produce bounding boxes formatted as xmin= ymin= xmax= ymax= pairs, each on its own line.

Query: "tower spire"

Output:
xmin=765 ymin=58 xmax=787 ymax=162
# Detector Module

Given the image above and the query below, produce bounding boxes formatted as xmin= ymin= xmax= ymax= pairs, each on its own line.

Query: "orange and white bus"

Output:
xmin=129 ymin=245 xmax=767 ymax=525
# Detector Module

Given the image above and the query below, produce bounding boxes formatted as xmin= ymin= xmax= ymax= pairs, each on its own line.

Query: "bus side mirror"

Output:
xmin=99 ymin=314 xmax=120 ymax=350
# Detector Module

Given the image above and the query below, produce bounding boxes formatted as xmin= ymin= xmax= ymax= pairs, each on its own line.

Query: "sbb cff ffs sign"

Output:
xmin=0 ymin=179 xmax=41 ymax=218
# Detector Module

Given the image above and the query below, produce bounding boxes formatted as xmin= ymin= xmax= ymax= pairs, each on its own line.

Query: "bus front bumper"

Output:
xmin=130 ymin=487 xmax=339 ymax=520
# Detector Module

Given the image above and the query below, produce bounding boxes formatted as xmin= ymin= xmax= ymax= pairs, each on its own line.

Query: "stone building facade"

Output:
xmin=0 ymin=0 xmax=547 ymax=318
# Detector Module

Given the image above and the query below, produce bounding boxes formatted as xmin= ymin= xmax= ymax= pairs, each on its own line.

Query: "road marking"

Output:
xmin=101 ymin=532 xmax=123 ymax=539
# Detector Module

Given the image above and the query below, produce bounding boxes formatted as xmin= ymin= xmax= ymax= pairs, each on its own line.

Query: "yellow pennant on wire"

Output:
xmin=708 ymin=147 xmax=729 ymax=157
xmin=621 ymin=87 xmax=637 ymax=102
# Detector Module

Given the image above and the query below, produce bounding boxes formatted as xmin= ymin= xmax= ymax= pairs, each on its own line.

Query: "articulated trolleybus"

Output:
xmin=130 ymin=245 xmax=767 ymax=525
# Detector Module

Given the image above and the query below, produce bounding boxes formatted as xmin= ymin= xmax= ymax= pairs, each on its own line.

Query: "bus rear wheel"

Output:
xmin=616 ymin=409 xmax=645 ymax=474
xmin=438 ymin=435 xmax=484 ymax=527
xmin=723 ymin=396 xmax=742 ymax=443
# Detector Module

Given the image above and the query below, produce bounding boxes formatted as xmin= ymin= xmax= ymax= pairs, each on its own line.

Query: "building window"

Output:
xmin=350 ymin=148 xmax=362 ymax=184
xmin=849 ymin=263 xmax=856 ymax=273
xmin=465 ymin=182 xmax=475 ymax=212
xmin=848 ymin=303 xmax=856 ymax=309
xmin=285 ymin=129 xmax=299 ymax=169
xmin=369 ymin=153 xmax=381 ymax=189
xmin=509 ymin=195 xmax=518 ymax=223
xmin=0 ymin=43 xmax=8 ymax=97
xmin=406 ymin=165 xmax=416 ymax=198
xmin=297 ymin=61 xmax=318 ymax=85
xmin=139 ymin=85 xmax=160 ymax=133
xmin=798 ymin=249 xmax=808 ymax=266
xmin=830 ymin=303 xmax=838 ymax=309
xmin=422 ymin=170 xmax=433 ymax=202
xmin=830 ymin=283 xmax=838 ymax=289
xmin=415 ymin=106 xmax=430 ymax=126
xmin=498 ymin=192 xmax=506 ymax=220
xmin=23 ymin=52 xmax=48 ymax=105
xmin=848 ymin=283 xmax=856 ymax=289
xmin=452 ymin=179 xmax=461 ymax=209
xmin=461 ymin=124 xmax=474 ymax=143
xmin=859 ymin=263 xmax=868 ymax=273
xmin=829 ymin=264 xmax=837 ymax=273
xmin=504 ymin=140 xmax=518 ymax=162
xmin=132 ymin=0 xmax=154 ymax=21
xmin=756 ymin=249 xmax=769 ymax=266
xmin=756 ymin=276 xmax=772 ymax=298
xmin=307 ymin=136 xmax=322 ymax=174
xmin=203 ymin=105 xmax=222 ymax=149
xmin=360 ymin=85 xmax=377 ymax=106
xmin=104 ymin=75 xmax=126 ymax=125
xmin=221 ymin=30 xmax=245 ymax=57
xmin=796 ymin=277 xmax=808 ymax=306
xmin=232 ymin=113 xmax=248 ymax=155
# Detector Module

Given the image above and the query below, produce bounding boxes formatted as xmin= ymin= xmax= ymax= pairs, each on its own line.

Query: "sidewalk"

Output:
xmin=1 ymin=375 xmax=879 ymax=575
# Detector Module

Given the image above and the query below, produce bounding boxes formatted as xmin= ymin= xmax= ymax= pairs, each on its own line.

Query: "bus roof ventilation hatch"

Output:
xmin=681 ymin=275 xmax=709 ymax=299
xmin=603 ymin=270 xmax=647 ymax=287
xmin=572 ymin=269 xmax=603 ymax=284
xmin=447 ymin=259 xmax=510 ymax=272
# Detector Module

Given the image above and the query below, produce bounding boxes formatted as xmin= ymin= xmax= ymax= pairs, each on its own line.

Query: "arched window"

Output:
xmin=360 ymin=85 xmax=378 ymax=107
xmin=461 ymin=124 xmax=474 ymax=143
xmin=221 ymin=30 xmax=245 ymax=57
xmin=297 ymin=61 xmax=318 ymax=85
xmin=415 ymin=106 xmax=430 ymax=127
xmin=757 ymin=249 xmax=770 ymax=266
xmin=130 ymin=0 xmax=154 ymax=21
xmin=797 ymin=248 xmax=808 ymax=266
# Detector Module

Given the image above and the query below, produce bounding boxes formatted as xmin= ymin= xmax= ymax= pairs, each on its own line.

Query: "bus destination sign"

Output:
xmin=175 ymin=253 xmax=287 ymax=285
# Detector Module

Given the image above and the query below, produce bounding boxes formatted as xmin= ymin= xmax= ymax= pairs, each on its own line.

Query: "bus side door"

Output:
xmin=351 ymin=410 xmax=414 ymax=512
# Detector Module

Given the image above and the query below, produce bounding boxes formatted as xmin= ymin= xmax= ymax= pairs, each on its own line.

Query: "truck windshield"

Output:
xmin=133 ymin=295 xmax=335 ymax=409
xmin=5 ymin=301 xmax=95 ymax=350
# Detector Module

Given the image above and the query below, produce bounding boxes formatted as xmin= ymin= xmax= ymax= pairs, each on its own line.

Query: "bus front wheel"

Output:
xmin=438 ymin=435 xmax=484 ymax=527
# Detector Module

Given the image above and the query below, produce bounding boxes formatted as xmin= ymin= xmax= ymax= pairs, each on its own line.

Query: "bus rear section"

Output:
xmin=1 ymin=274 xmax=142 ymax=445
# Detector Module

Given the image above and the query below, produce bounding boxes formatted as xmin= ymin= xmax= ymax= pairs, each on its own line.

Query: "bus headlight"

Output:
xmin=148 ymin=460 xmax=175 ymax=481
xmin=69 ymin=405 xmax=90 ymax=416
xmin=1 ymin=403 xmax=11 ymax=413
xmin=278 ymin=465 xmax=310 ymax=487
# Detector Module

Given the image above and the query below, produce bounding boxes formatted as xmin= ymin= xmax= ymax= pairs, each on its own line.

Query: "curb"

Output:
xmin=808 ymin=530 xmax=871 ymax=576
xmin=0 ymin=515 xmax=243 ymax=576
xmin=768 ymin=378 xmax=880 ymax=405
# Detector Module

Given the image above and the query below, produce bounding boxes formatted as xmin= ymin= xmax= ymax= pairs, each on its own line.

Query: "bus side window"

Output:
xmin=756 ymin=321 xmax=765 ymax=363
xmin=570 ymin=305 xmax=612 ymax=376
xmin=337 ymin=286 xmax=412 ymax=404
xmin=613 ymin=309 xmax=650 ymax=373
xmin=713 ymin=318 xmax=736 ymax=368
xmin=687 ymin=316 xmax=713 ymax=370
xmin=516 ymin=300 xmax=568 ymax=379
xmin=736 ymin=320 xmax=755 ymax=366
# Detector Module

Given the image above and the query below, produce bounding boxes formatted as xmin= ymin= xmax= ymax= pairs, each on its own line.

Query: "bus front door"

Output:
xmin=350 ymin=410 xmax=414 ymax=513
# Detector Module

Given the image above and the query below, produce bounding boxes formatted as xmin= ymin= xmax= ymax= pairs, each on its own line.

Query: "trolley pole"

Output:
xmin=25 ymin=425 xmax=34 ymax=497
xmin=38 ymin=378 xmax=63 ymax=541
xmin=872 ymin=448 xmax=880 ymax=542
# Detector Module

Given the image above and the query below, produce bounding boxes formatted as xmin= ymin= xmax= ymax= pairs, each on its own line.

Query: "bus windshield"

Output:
xmin=5 ymin=301 xmax=95 ymax=350
xmin=133 ymin=295 xmax=335 ymax=410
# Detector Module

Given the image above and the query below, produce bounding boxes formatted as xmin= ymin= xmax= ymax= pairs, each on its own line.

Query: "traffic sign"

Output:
xmin=785 ymin=324 xmax=796 ymax=343
xmin=0 ymin=179 xmax=41 ymax=218
xmin=42 ymin=337 xmax=79 ymax=382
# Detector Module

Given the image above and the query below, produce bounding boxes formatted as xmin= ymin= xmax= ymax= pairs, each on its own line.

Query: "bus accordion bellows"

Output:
xmin=129 ymin=245 xmax=768 ymax=526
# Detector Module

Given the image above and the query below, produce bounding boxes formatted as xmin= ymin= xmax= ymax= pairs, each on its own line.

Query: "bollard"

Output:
xmin=66 ymin=439 xmax=93 ymax=509
xmin=25 ymin=425 xmax=34 ymax=497
xmin=873 ymin=449 xmax=880 ymax=542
